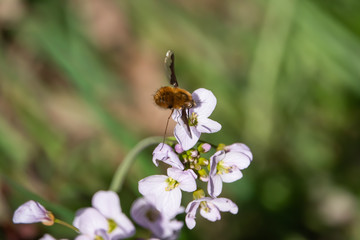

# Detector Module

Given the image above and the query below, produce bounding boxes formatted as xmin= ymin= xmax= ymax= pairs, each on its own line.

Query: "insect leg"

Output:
xmin=160 ymin=109 xmax=174 ymax=150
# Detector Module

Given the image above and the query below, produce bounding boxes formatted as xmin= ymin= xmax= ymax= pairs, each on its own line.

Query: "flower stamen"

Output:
xmin=165 ymin=177 xmax=179 ymax=191
xmin=188 ymin=112 xmax=198 ymax=127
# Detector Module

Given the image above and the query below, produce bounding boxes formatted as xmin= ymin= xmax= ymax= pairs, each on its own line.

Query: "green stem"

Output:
xmin=109 ymin=136 xmax=163 ymax=192
xmin=54 ymin=218 xmax=79 ymax=233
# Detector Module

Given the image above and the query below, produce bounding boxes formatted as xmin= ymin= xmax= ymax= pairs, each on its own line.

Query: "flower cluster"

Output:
xmin=138 ymin=88 xmax=253 ymax=230
xmin=12 ymin=88 xmax=253 ymax=239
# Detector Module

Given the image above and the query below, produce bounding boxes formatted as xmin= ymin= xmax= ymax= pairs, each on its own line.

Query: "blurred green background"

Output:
xmin=1 ymin=0 xmax=360 ymax=239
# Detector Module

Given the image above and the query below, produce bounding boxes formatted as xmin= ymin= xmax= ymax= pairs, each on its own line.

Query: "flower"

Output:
xmin=185 ymin=196 xmax=238 ymax=229
xmin=39 ymin=234 xmax=56 ymax=240
xmin=92 ymin=191 xmax=135 ymax=239
xmin=73 ymin=207 xmax=110 ymax=240
xmin=174 ymin=144 xmax=184 ymax=154
xmin=39 ymin=234 xmax=68 ymax=240
xmin=208 ymin=150 xmax=251 ymax=197
xmin=152 ymin=143 xmax=184 ymax=170
xmin=222 ymin=143 xmax=253 ymax=161
xmin=131 ymin=197 xmax=183 ymax=240
xmin=198 ymin=143 xmax=211 ymax=153
xmin=138 ymin=167 xmax=197 ymax=217
xmin=13 ymin=200 xmax=54 ymax=226
xmin=73 ymin=191 xmax=135 ymax=240
xmin=173 ymin=88 xmax=221 ymax=151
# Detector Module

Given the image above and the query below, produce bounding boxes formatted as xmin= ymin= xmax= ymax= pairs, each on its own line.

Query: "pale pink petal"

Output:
xmin=178 ymin=176 xmax=197 ymax=192
xmin=199 ymin=204 xmax=221 ymax=222
xmin=138 ymin=175 xmax=168 ymax=197
xmin=192 ymin=88 xmax=217 ymax=118
xmin=173 ymin=123 xmax=200 ymax=151
xmin=209 ymin=151 xmax=225 ymax=176
xmin=185 ymin=201 xmax=200 ymax=229
xmin=73 ymin=208 xmax=108 ymax=236
xmin=167 ymin=151 xmax=185 ymax=170
xmin=223 ymin=152 xmax=251 ymax=170
xmin=196 ymin=118 xmax=222 ymax=133
xmin=168 ymin=219 xmax=183 ymax=233
xmin=75 ymin=235 xmax=92 ymax=240
xmin=211 ymin=198 xmax=238 ymax=214
xmin=225 ymin=143 xmax=253 ymax=161
xmin=13 ymin=200 xmax=51 ymax=224
xmin=220 ymin=168 xmax=243 ymax=183
xmin=92 ymin=191 xmax=121 ymax=219
xmin=156 ymin=188 xmax=182 ymax=218
xmin=167 ymin=168 xmax=197 ymax=192
xmin=207 ymin=174 xmax=223 ymax=198
xmin=152 ymin=143 xmax=172 ymax=166
xmin=110 ymin=213 xmax=135 ymax=239
xmin=131 ymin=197 xmax=183 ymax=238
xmin=39 ymin=234 xmax=56 ymax=240
xmin=185 ymin=213 xmax=196 ymax=230
xmin=152 ymin=144 xmax=184 ymax=170
xmin=131 ymin=198 xmax=155 ymax=228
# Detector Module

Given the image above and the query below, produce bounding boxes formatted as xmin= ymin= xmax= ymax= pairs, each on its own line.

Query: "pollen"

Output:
xmin=165 ymin=177 xmax=179 ymax=191
xmin=107 ymin=218 xmax=117 ymax=233
xmin=188 ymin=112 xmax=198 ymax=126
xmin=200 ymin=201 xmax=210 ymax=212
xmin=216 ymin=160 xmax=231 ymax=175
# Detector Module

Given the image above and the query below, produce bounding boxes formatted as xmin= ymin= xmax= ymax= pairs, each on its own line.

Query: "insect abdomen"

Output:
xmin=154 ymin=86 xmax=175 ymax=109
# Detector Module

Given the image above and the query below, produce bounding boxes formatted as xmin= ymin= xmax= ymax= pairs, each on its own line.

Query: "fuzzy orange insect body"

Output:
xmin=154 ymin=86 xmax=195 ymax=110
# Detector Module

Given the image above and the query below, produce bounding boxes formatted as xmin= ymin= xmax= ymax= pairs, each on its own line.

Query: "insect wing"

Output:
xmin=164 ymin=50 xmax=179 ymax=87
xmin=181 ymin=108 xmax=192 ymax=138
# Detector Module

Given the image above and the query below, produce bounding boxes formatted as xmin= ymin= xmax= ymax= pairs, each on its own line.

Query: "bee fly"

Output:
xmin=154 ymin=50 xmax=195 ymax=140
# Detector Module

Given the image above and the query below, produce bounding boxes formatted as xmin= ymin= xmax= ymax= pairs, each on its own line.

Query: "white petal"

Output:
xmin=223 ymin=152 xmax=251 ymax=170
xmin=179 ymin=179 xmax=197 ymax=192
xmin=39 ymin=234 xmax=56 ymax=240
xmin=196 ymin=118 xmax=222 ymax=134
xmin=199 ymin=204 xmax=221 ymax=222
xmin=138 ymin=175 xmax=168 ymax=197
xmin=167 ymin=151 xmax=185 ymax=170
xmin=130 ymin=198 xmax=154 ymax=228
xmin=207 ymin=174 xmax=223 ymax=198
xmin=220 ymin=168 xmax=243 ymax=183
xmin=225 ymin=143 xmax=253 ymax=161
xmin=152 ymin=143 xmax=172 ymax=166
xmin=111 ymin=213 xmax=135 ymax=239
xmin=211 ymin=198 xmax=238 ymax=214
xmin=75 ymin=235 xmax=92 ymax=240
xmin=167 ymin=168 xmax=197 ymax=192
xmin=152 ymin=144 xmax=184 ymax=170
xmin=209 ymin=151 xmax=225 ymax=176
xmin=192 ymin=88 xmax=217 ymax=118
xmin=154 ymin=188 xmax=182 ymax=218
xmin=73 ymin=208 xmax=108 ymax=236
xmin=92 ymin=191 xmax=121 ymax=219
xmin=185 ymin=200 xmax=200 ymax=213
xmin=96 ymin=229 xmax=110 ymax=240
xmin=185 ymin=213 xmax=196 ymax=230
xmin=174 ymin=123 xmax=200 ymax=151
xmin=13 ymin=200 xmax=50 ymax=224
xmin=185 ymin=201 xmax=200 ymax=230
xmin=168 ymin=219 xmax=184 ymax=232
